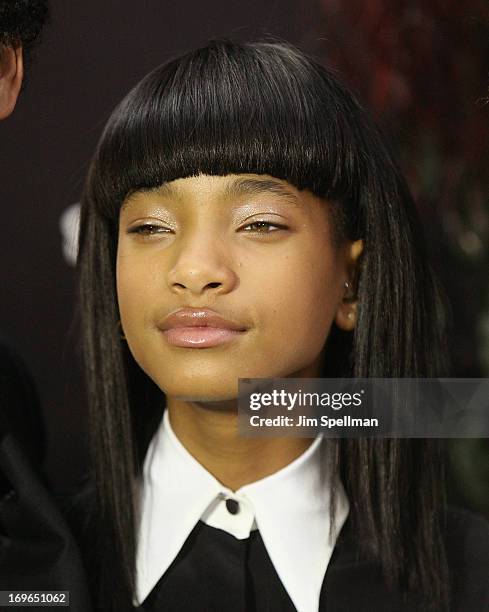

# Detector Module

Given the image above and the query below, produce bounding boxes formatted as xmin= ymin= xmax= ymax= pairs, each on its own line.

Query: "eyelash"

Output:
xmin=128 ymin=224 xmax=169 ymax=236
xmin=242 ymin=221 xmax=287 ymax=233
xmin=127 ymin=221 xmax=288 ymax=236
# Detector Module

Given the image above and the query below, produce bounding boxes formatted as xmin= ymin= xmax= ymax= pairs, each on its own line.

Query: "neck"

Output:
xmin=167 ymin=399 xmax=313 ymax=491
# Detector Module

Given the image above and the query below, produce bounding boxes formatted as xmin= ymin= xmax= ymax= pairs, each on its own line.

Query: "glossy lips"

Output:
xmin=159 ymin=308 xmax=248 ymax=348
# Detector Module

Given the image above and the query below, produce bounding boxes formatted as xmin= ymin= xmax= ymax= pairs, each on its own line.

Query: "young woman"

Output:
xmin=74 ymin=40 xmax=489 ymax=611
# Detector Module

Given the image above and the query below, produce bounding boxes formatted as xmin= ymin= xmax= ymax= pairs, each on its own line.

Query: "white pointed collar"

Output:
xmin=135 ymin=409 xmax=349 ymax=612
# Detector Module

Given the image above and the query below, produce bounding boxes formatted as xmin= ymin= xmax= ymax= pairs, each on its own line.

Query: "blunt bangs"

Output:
xmin=88 ymin=40 xmax=378 ymax=232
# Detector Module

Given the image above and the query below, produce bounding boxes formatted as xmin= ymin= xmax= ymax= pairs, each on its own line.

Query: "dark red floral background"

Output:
xmin=312 ymin=1 xmax=489 ymax=516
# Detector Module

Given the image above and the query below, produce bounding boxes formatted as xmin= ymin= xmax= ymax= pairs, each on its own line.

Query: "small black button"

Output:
xmin=225 ymin=498 xmax=240 ymax=515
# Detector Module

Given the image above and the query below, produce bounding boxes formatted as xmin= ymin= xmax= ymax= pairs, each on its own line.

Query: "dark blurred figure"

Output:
xmin=0 ymin=2 xmax=91 ymax=608
xmin=0 ymin=0 xmax=47 ymax=118
xmin=0 ymin=0 xmax=47 ymax=468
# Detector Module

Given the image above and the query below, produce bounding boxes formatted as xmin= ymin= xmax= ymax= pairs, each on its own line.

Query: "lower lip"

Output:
xmin=162 ymin=326 xmax=246 ymax=348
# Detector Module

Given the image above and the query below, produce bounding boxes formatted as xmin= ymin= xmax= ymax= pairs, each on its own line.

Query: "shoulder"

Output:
xmin=444 ymin=506 xmax=489 ymax=610
xmin=444 ymin=505 xmax=489 ymax=559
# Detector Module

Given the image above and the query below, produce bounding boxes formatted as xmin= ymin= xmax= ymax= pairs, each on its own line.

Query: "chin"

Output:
xmin=158 ymin=377 xmax=241 ymax=402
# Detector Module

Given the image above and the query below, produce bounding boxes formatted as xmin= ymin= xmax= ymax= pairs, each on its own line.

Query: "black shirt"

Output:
xmin=137 ymin=508 xmax=489 ymax=612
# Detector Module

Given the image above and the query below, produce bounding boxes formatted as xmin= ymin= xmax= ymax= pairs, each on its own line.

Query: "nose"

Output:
xmin=166 ymin=230 xmax=238 ymax=297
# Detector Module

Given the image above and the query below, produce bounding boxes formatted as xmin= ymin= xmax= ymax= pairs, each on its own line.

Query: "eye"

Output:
xmin=127 ymin=223 xmax=171 ymax=236
xmin=241 ymin=221 xmax=287 ymax=233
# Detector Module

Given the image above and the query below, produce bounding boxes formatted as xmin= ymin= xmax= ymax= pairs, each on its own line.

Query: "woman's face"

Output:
xmin=117 ymin=174 xmax=361 ymax=402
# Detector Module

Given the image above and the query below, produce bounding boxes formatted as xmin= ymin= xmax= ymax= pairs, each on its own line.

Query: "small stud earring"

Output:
xmin=347 ymin=311 xmax=354 ymax=320
xmin=344 ymin=281 xmax=355 ymax=303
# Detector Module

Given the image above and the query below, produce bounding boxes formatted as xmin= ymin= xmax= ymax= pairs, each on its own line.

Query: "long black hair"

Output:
xmin=78 ymin=40 xmax=450 ymax=611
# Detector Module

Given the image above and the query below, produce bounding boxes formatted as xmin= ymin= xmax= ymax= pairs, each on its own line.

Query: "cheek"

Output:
xmin=251 ymin=251 xmax=340 ymax=361
xmin=116 ymin=251 xmax=155 ymax=345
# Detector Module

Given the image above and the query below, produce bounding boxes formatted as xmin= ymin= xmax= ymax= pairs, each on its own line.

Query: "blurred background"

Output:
xmin=0 ymin=1 xmax=488 ymax=516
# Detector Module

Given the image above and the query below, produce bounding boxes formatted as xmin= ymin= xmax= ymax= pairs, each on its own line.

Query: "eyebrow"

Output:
xmin=223 ymin=177 xmax=300 ymax=205
xmin=123 ymin=176 xmax=300 ymax=209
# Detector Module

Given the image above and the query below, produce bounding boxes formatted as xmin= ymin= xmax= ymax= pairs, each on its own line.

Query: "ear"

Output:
xmin=0 ymin=45 xmax=24 ymax=120
xmin=334 ymin=239 xmax=363 ymax=332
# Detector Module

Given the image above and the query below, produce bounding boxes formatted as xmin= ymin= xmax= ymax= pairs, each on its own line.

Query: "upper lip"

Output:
xmin=159 ymin=308 xmax=248 ymax=332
